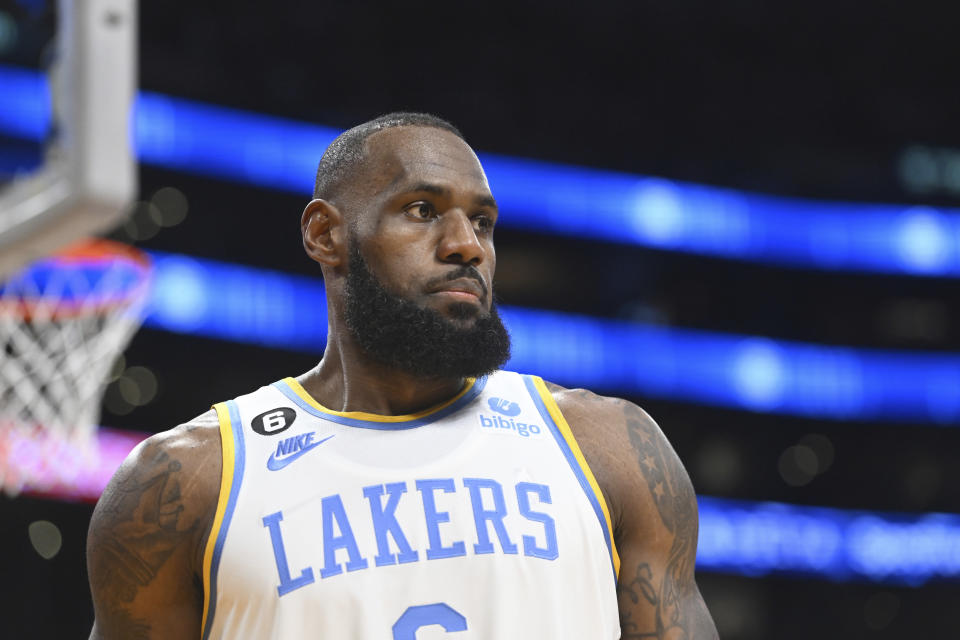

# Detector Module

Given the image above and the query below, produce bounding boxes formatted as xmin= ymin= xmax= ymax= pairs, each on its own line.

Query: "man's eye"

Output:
xmin=406 ymin=202 xmax=435 ymax=218
xmin=474 ymin=215 xmax=494 ymax=232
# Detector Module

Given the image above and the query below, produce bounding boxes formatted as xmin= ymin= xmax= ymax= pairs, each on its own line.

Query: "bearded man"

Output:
xmin=87 ymin=113 xmax=718 ymax=640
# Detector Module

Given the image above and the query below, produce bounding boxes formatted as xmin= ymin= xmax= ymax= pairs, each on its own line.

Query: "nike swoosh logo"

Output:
xmin=266 ymin=434 xmax=335 ymax=471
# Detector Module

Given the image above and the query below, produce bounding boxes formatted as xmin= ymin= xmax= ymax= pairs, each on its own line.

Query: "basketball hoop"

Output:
xmin=0 ymin=239 xmax=151 ymax=496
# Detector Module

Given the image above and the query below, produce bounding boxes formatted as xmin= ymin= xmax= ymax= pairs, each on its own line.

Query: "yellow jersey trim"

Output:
xmin=200 ymin=402 xmax=236 ymax=640
xmin=281 ymin=376 xmax=476 ymax=423
xmin=531 ymin=376 xmax=621 ymax=578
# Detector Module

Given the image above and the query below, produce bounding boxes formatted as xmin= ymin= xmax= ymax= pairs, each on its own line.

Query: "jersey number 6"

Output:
xmin=393 ymin=603 xmax=468 ymax=639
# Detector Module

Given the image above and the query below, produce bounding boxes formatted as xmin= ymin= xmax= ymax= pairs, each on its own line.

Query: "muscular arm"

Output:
xmin=550 ymin=384 xmax=718 ymax=640
xmin=87 ymin=411 xmax=221 ymax=640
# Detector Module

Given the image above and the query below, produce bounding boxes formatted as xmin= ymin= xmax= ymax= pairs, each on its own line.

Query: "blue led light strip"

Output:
xmin=697 ymin=496 xmax=960 ymax=585
xmin=3 ymin=63 xmax=960 ymax=277
xmin=145 ymin=252 xmax=960 ymax=424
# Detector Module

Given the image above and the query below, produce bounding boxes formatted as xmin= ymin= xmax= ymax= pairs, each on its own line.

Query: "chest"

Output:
xmin=203 ymin=373 xmax=620 ymax=639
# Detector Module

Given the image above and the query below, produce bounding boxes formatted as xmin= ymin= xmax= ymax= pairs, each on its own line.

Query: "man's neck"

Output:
xmin=296 ymin=345 xmax=467 ymax=416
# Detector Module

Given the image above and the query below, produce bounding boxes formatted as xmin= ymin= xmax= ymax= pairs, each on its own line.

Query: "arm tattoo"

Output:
xmin=90 ymin=446 xmax=197 ymax=633
xmin=617 ymin=563 xmax=659 ymax=638
xmin=95 ymin=608 xmax=151 ymax=640
xmin=543 ymin=384 xmax=715 ymax=637
xmin=619 ymin=401 xmax=716 ymax=640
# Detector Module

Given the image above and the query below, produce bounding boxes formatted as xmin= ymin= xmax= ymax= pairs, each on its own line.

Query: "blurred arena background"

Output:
xmin=2 ymin=0 xmax=960 ymax=637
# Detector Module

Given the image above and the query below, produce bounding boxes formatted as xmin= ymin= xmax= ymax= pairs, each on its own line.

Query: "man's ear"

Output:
xmin=301 ymin=199 xmax=346 ymax=267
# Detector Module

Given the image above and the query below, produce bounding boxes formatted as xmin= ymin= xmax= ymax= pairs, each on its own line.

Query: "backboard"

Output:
xmin=0 ymin=0 xmax=137 ymax=278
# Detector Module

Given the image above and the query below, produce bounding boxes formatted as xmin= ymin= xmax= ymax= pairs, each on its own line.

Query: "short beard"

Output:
xmin=343 ymin=246 xmax=511 ymax=379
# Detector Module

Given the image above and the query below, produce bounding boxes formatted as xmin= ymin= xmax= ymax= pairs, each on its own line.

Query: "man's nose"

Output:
xmin=436 ymin=210 xmax=485 ymax=266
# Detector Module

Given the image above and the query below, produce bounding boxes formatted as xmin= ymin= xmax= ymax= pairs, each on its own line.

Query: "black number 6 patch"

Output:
xmin=252 ymin=407 xmax=296 ymax=436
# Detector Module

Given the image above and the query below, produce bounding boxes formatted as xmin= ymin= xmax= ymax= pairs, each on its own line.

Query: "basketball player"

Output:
xmin=87 ymin=113 xmax=718 ymax=639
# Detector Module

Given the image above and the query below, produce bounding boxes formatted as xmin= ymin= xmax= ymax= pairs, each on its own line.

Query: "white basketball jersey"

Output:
xmin=200 ymin=370 xmax=620 ymax=639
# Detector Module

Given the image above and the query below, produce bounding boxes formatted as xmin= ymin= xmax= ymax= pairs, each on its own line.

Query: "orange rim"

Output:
xmin=1 ymin=239 xmax=152 ymax=320
xmin=52 ymin=238 xmax=151 ymax=268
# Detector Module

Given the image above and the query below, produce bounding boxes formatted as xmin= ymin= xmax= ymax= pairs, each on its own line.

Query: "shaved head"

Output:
xmin=313 ymin=112 xmax=465 ymax=202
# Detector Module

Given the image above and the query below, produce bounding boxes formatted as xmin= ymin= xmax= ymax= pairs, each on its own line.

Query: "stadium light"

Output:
xmin=4 ymin=63 xmax=960 ymax=278
xmin=145 ymin=251 xmax=960 ymax=424
xmin=697 ymin=497 xmax=960 ymax=585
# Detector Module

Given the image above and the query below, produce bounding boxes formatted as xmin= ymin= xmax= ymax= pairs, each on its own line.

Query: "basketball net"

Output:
xmin=0 ymin=240 xmax=151 ymax=496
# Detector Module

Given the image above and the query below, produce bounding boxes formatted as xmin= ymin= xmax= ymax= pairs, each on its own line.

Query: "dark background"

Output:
xmin=3 ymin=0 xmax=960 ymax=637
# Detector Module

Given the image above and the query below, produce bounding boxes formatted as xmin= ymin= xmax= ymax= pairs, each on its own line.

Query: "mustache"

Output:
xmin=427 ymin=266 xmax=489 ymax=299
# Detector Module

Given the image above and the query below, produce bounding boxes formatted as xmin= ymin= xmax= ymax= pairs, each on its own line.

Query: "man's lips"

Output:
xmin=430 ymin=277 xmax=486 ymax=302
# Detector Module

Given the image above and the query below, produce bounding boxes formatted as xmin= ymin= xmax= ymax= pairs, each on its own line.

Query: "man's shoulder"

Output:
xmin=542 ymin=379 xmax=658 ymax=439
xmin=541 ymin=379 xmax=688 ymax=523
xmin=542 ymin=380 xmax=637 ymax=474
xmin=130 ymin=409 xmax=222 ymax=477
xmin=92 ymin=409 xmax=224 ymax=549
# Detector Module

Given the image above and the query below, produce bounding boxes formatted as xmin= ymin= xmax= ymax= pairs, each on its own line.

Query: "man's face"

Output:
xmin=340 ymin=126 xmax=511 ymax=378
xmin=343 ymin=126 xmax=499 ymax=328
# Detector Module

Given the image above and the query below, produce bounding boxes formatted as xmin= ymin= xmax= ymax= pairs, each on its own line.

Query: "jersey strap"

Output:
xmin=201 ymin=401 xmax=246 ymax=640
xmin=524 ymin=375 xmax=621 ymax=581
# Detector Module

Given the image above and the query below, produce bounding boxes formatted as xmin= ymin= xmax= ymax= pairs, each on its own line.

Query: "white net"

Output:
xmin=0 ymin=239 xmax=150 ymax=495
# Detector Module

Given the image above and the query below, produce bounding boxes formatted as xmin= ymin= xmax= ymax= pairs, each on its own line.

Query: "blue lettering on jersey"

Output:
xmin=488 ymin=397 xmax=521 ymax=416
xmin=416 ymin=479 xmax=468 ymax=560
xmin=463 ymin=478 xmax=518 ymax=555
xmin=478 ymin=414 xmax=542 ymax=437
xmin=266 ymin=432 xmax=333 ymax=471
xmin=393 ymin=603 xmax=468 ymax=639
xmin=516 ymin=482 xmax=559 ymax=560
xmin=262 ymin=510 xmax=315 ymax=596
xmin=319 ymin=495 xmax=369 ymax=578
xmin=262 ymin=478 xmax=560 ymax=597
xmin=364 ymin=482 xmax=419 ymax=566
